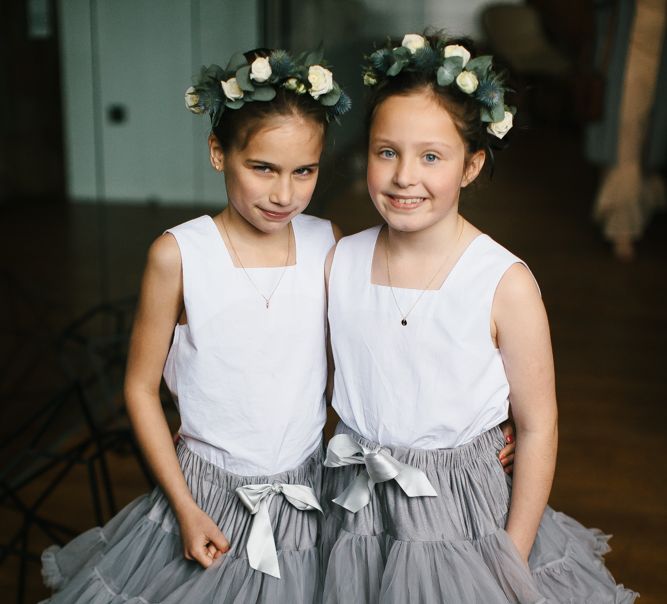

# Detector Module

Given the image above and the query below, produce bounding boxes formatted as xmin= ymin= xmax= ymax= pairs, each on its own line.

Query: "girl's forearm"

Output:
xmin=125 ymin=390 xmax=197 ymax=519
xmin=505 ymin=422 xmax=558 ymax=561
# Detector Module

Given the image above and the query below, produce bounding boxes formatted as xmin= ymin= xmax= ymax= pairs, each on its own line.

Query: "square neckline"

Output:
xmin=368 ymin=225 xmax=487 ymax=292
xmin=205 ymin=214 xmax=299 ymax=270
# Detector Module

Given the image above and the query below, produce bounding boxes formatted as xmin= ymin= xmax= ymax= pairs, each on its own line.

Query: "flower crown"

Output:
xmin=363 ymin=33 xmax=515 ymax=139
xmin=185 ymin=48 xmax=351 ymax=126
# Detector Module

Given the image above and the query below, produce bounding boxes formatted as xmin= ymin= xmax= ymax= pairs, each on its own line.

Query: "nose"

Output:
xmin=269 ymin=176 xmax=293 ymax=206
xmin=392 ymin=158 xmax=418 ymax=189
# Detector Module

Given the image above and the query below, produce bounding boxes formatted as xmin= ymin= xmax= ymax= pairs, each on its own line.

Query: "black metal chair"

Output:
xmin=0 ymin=296 xmax=155 ymax=604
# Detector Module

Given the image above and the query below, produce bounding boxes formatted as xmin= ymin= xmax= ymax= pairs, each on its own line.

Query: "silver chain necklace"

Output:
xmin=220 ymin=213 xmax=292 ymax=309
xmin=384 ymin=217 xmax=463 ymax=326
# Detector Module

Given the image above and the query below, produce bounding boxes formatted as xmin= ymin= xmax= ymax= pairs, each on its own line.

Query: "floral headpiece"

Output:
xmin=363 ymin=33 xmax=515 ymax=139
xmin=185 ymin=48 xmax=351 ymax=126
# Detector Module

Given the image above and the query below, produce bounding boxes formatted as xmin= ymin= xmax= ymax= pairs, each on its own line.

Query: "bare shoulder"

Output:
xmin=495 ymin=263 xmax=541 ymax=307
xmin=492 ymin=263 xmax=546 ymax=336
xmin=492 ymin=262 xmax=548 ymax=350
xmin=146 ymin=233 xmax=182 ymax=278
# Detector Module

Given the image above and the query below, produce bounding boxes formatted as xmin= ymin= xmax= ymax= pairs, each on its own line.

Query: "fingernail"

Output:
xmin=506 ymin=435 xmax=513 ymax=444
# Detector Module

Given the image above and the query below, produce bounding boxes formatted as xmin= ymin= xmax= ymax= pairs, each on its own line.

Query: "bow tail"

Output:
xmin=246 ymin=500 xmax=281 ymax=579
xmin=394 ymin=463 xmax=438 ymax=498
xmin=332 ymin=469 xmax=373 ymax=513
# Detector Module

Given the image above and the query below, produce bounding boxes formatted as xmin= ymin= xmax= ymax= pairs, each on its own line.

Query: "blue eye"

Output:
xmin=424 ymin=153 xmax=438 ymax=163
xmin=380 ymin=149 xmax=396 ymax=159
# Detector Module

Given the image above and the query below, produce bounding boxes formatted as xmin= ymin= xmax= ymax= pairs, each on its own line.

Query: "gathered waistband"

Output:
xmin=177 ymin=438 xmax=323 ymax=492
xmin=334 ymin=421 xmax=505 ymax=470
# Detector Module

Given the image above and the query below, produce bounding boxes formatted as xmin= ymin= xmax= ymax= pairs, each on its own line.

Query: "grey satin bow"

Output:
xmin=235 ymin=482 xmax=322 ymax=578
xmin=324 ymin=433 xmax=437 ymax=513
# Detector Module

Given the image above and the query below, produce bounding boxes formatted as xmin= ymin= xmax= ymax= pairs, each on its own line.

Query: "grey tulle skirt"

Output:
xmin=41 ymin=441 xmax=323 ymax=603
xmin=321 ymin=422 xmax=638 ymax=604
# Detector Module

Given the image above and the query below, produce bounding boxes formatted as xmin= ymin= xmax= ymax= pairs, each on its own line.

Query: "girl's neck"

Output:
xmin=217 ymin=207 xmax=295 ymax=268
xmin=386 ymin=211 xmax=462 ymax=259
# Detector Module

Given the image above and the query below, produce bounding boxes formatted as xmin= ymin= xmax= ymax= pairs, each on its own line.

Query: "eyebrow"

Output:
xmin=371 ymin=138 xmax=455 ymax=150
xmin=246 ymin=159 xmax=320 ymax=169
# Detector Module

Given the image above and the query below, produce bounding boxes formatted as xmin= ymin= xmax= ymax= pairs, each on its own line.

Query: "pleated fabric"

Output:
xmin=321 ymin=422 xmax=638 ymax=604
xmin=41 ymin=441 xmax=323 ymax=603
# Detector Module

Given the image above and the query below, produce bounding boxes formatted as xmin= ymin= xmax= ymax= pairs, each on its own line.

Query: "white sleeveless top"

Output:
xmin=163 ymin=214 xmax=334 ymax=475
xmin=329 ymin=225 xmax=529 ymax=449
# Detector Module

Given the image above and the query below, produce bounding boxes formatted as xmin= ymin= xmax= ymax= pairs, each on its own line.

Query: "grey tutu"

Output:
xmin=41 ymin=441 xmax=323 ymax=603
xmin=321 ymin=422 xmax=638 ymax=604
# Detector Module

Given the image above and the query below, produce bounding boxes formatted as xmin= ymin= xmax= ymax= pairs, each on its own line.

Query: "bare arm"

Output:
xmin=124 ymin=233 xmax=229 ymax=567
xmin=493 ymin=263 xmax=558 ymax=562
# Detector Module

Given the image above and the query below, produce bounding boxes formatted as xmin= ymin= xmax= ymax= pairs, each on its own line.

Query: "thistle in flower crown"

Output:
xmin=185 ymin=46 xmax=351 ymax=126
xmin=362 ymin=33 xmax=515 ymax=139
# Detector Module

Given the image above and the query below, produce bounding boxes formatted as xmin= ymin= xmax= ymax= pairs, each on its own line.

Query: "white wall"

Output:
xmin=58 ymin=0 xmax=259 ymax=204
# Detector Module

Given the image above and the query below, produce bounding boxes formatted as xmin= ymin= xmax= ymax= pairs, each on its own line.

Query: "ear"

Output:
xmin=461 ymin=149 xmax=485 ymax=187
xmin=208 ymin=134 xmax=225 ymax=172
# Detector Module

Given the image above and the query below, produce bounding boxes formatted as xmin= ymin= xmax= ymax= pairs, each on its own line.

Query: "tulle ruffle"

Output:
xmin=321 ymin=422 xmax=638 ymax=604
xmin=40 ymin=442 xmax=323 ymax=603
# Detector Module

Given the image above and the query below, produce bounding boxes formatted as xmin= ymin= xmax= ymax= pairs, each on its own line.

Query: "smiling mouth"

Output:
xmin=387 ymin=195 xmax=426 ymax=208
xmin=261 ymin=209 xmax=291 ymax=219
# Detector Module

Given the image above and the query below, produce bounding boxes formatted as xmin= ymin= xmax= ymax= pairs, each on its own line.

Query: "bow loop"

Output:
xmin=324 ymin=433 xmax=437 ymax=513
xmin=235 ymin=482 xmax=321 ymax=578
xmin=235 ymin=483 xmax=275 ymax=514
xmin=323 ymin=434 xmax=371 ymax=467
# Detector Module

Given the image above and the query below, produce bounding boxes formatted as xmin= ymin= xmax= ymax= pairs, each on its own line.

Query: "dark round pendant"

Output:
xmin=401 ymin=319 xmax=407 ymax=326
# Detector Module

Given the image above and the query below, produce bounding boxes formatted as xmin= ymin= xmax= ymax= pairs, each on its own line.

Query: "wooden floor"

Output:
xmin=1 ymin=124 xmax=665 ymax=602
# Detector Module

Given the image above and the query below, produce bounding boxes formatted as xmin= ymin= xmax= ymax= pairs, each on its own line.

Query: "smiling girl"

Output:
xmin=41 ymin=47 xmax=349 ymax=603
xmin=320 ymin=32 xmax=637 ymax=603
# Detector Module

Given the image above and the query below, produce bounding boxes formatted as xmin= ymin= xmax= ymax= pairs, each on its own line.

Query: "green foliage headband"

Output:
xmin=185 ymin=48 xmax=351 ymax=126
xmin=363 ymin=33 xmax=515 ymax=139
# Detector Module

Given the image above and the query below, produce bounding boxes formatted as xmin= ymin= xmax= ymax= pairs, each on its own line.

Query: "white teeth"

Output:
xmin=393 ymin=197 xmax=423 ymax=205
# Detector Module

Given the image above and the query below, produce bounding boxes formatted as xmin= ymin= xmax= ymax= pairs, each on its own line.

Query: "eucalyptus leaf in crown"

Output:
xmin=185 ymin=48 xmax=351 ymax=126
xmin=362 ymin=33 xmax=516 ymax=139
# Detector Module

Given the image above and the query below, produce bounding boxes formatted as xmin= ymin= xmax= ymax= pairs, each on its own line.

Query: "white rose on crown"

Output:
xmin=221 ymin=78 xmax=243 ymax=100
xmin=455 ymin=70 xmax=478 ymax=94
xmin=250 ymin=57 xmax=272 ymax=83
xmin=443 ymin=44 xmax=471 ymax=68
xmin=308 ymin=65 xmax=334 ymax=99
xmin=402 ymin=33 xmax=426 ymax=54
xmin=487 ymin=111 xmax=513 ymax=139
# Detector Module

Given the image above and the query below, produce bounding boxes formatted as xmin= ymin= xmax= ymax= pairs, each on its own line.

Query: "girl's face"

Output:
xmin=210 ymin=114 xmax=324 ymax=234
xmin=367 ymin=91 xmax=484 ymax=234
